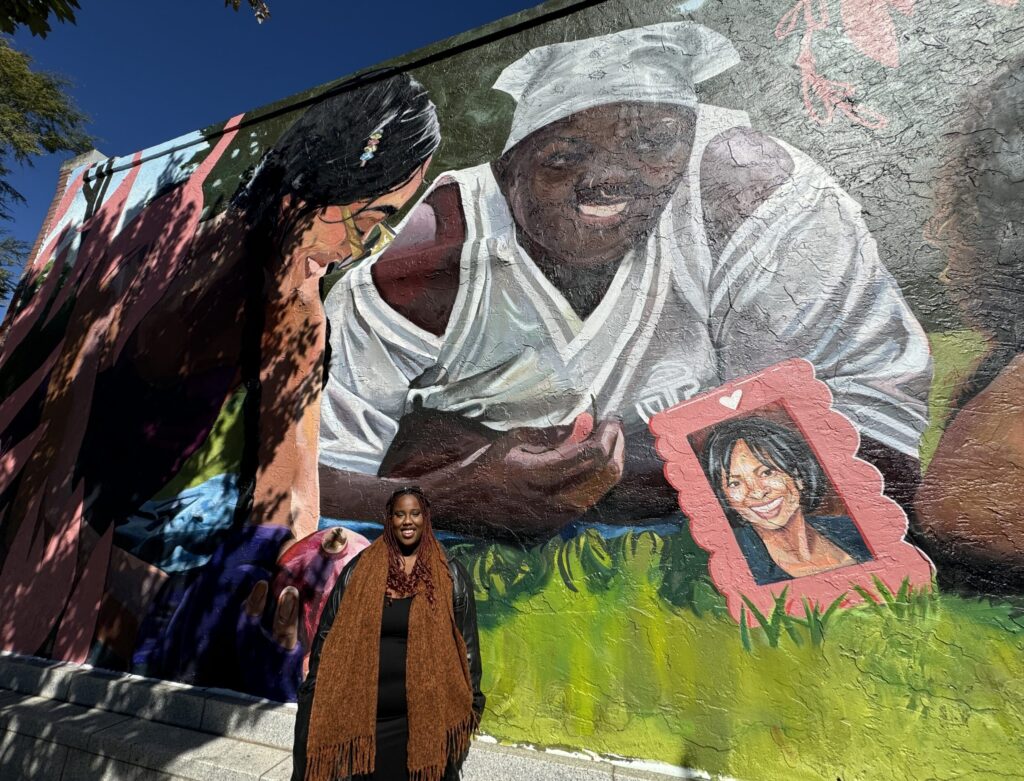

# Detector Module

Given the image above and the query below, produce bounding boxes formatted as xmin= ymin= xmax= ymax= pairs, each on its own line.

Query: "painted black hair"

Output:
xmin=703 ymin=416 xmax=825 ymax=523
xmin=232 ymin=71 xmax=440 ymax=231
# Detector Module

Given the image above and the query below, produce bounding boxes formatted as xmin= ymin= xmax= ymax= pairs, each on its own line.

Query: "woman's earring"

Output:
xmin=340 ymin=206 xmax=366 ymax=260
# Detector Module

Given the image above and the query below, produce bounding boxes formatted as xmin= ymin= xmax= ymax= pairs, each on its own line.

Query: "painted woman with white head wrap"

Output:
xmin=319 ymin=22 xmax=932 ymax=538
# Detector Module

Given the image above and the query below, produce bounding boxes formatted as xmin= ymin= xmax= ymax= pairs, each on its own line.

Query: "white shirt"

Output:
xmin=320 ymin=104 xmax=932 ymax=475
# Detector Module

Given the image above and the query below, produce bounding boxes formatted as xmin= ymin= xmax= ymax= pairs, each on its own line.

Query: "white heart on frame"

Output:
xmin=719 ymin=389 xmax=743 ymax=410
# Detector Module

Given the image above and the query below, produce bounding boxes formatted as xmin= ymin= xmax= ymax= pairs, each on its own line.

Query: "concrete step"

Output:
xmin=0 ymin=651 xmax=690 ymax=781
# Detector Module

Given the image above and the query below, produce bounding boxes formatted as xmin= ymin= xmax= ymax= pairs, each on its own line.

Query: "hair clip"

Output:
xmin=360 ymin=129 xmax=384 ymax=167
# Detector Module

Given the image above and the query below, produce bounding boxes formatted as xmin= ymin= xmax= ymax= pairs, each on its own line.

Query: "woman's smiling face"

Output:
xmin=722 ymin=440 xmax=804 ymax=532
xmin=497 ymin=101 xmax=695 ymax=267
xmin=389 ymin=493 xmax=425 ymax=548
xmin=277 ymin=159 xmax=431 ymax=282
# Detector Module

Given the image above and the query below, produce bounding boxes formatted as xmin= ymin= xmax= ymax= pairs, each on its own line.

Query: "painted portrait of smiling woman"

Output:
xmin=702 ymin=417 xmax=872 ymax=585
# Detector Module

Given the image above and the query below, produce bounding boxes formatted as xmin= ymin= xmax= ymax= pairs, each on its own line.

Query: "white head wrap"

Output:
xmin=494 ymin=22 xmax=740 ymax=153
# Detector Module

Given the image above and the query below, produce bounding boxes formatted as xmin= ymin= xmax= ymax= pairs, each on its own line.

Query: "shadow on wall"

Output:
xmin=0 ymin=82 xmax=401 ymax=704
xmin=0 ymin=65 xmax=442 ymax=703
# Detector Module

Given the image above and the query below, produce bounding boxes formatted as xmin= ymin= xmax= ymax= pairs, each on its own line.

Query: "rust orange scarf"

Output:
xmin=305 ymin=534 xmax=476 ymax=781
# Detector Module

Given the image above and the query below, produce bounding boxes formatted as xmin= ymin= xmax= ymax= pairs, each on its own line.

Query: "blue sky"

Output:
xmin=3 ymin=0 xmax=541 ymax=302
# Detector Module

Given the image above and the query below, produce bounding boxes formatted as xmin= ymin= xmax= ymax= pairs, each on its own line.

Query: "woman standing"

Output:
xmin=293 ymin=487 xmax=484 ymax=781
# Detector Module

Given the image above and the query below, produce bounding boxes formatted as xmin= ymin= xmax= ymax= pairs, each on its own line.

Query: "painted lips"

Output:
xmin=399 ymin=527 xmax=417 ymax=540
xmin=748 ymin=497 xmax=784 ymax=520
xmin=306 ymin=257 xmax=332 ymax=280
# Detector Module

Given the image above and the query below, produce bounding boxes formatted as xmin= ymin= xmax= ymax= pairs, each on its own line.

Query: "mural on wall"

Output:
xmin=319 ymin=21 xmax=930 ymax=540
xmin=1 ymin=0 xmax=1023 ymax=778
xmin=0 ymin=73 xmax=438 ymax=699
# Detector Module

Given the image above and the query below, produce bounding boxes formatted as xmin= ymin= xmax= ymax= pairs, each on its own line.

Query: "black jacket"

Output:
xmin=292 ymin=550 xmax=485 ymax=780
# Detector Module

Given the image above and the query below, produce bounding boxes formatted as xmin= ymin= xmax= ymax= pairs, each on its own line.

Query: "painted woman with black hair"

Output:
xmin=0 ymin=72 xmax=441 ymax=678
xmin=124 ymin=73 xmax=442 ymax=695
xmin=293 ymin=487 xmax=484 ymax=781
xmin=703 ymin=417 xmax=871 ymax=585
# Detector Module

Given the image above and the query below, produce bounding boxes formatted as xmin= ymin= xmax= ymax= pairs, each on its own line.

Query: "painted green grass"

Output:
xmin=136 ymin=325 xmax=1016 ymax=778
xmin=920 ymin=329 xmax=990 ymax=468
xmin=453 ymin=530 xmax=1024 ymax=781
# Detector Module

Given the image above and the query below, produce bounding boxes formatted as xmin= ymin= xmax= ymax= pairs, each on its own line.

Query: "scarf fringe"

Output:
xmin=408 ymin=712 xmax=480 ymax=781
xmin=305 ymin=735 xmax=375 ymax=781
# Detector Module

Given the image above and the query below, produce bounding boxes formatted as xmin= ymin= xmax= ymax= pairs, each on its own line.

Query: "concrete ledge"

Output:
xmin=0 ymin=652 xmax=296 ymax=750
xmin=0 ymin=651 xmax=691 ymax=781
xmin=0 ymin=654 xmax=78 ymax=701
xmin=199 ymin=688 xmax=296 ymax=751
xmin=66 ymin=670 xmax=210 ymax=732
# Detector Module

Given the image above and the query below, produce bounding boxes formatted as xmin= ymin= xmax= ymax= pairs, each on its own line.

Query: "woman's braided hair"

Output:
xmin=382 ymin=486 xmax=438 ymax=604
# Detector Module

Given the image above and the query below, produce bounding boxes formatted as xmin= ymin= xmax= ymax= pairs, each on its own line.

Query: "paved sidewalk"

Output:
xmin=0 ymin=652 xmax=693 ymax=781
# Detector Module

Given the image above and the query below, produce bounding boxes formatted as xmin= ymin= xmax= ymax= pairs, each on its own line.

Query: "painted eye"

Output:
xmin=637 ymin=132 xmax=676 ymax=152
xmin=542 ymin=149 xmax=585 ymax=169
xmin=543 ymin=155 xmax=569 ymax=168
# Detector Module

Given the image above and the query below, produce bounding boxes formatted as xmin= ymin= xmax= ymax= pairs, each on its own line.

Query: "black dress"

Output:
xmin=355 ymin=596 xmax=413 ymax=781
xmin=292 ymin=554 xmax=484 ymax=781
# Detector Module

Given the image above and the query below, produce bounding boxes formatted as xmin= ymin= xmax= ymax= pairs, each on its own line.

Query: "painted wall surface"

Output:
xmin=2 ymin=0 xmax=1023 ymax=778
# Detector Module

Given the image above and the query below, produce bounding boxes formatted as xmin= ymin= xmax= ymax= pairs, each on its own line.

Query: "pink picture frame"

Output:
xmin=649 ymin=358 xmax=934 ymax=623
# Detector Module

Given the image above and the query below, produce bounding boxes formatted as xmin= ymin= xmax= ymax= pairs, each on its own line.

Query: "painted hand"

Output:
xmin=234 ymin=580 xmax=304 ymax=701
xmin=244 ymin=580 xmax=301 ymax=651
xmin=430 ymin=417 xmax=626 ymax=536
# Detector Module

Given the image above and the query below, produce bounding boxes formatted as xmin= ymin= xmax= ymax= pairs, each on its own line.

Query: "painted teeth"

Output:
xmin=753 ymin=498 xmax=782 ymax=514
xmin=578 ymin=202 xmax=627 ymax=218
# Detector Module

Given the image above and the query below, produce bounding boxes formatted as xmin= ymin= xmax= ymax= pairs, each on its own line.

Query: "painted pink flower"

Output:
xmin=797 ymin=45 xmax=888 ymax=129
xmin=776 ymin=0 xmax=830 ymax=39
xmin=840 ymin=0 xmax=915 ymax=68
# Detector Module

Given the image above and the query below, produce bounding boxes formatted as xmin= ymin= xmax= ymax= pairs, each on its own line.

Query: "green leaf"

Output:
xmin=0 ymin=1 xmax=80 ymax=38
xmin=821 ymin=592 xmax=846 ymax=627
xmin=783 ymin=613 xmax=805 ymax=647
xmin=225 ymin=0 xmax=271 ymax=23
xmin=741 ymin=594 xmax=771 ymax=632
xmin=896 ymin=577 xmax=912 ymax=603
xmin=802 ymin=597 xmax=822 ymax=645
xmin=873 ymin=575 xmax=896 ymax=606
xmin=739 ymin=606 xmax=752 ymax=652
xmin=0 ymin=38 xmax=92 ymax=298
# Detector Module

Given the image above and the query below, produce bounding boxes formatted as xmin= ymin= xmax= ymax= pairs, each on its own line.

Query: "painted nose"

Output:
xmin=748 ymin=481 xmax=771 ymax=500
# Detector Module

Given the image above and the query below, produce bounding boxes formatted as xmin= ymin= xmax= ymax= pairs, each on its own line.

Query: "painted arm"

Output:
xmin=707 ymin=133 xmax=931 ymax=461
xmin=251 ymin=237 xmax=328 ymax=535
xmin=318 ymin=186 xmax=625 ymax=538
xmin=915 ymin=354 xmax=1024 ymax=589
xmin=320 ymin=416 xmax=626 ymax=539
